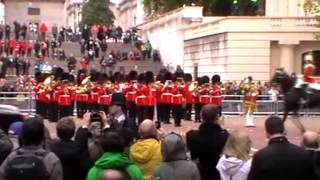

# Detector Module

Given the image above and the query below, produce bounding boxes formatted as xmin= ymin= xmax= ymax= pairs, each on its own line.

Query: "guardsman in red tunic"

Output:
xmin=210 ymin=74 xmax=223 ymax=117
xmin=195 ymin=76 xmax=210 ymax=122
xmin=76 ymin=75 xmax=90 ymax=118
xmin=98 ymin=80 xmax=112 ymax=115
xmin=58 ymin=85 xmax=72 ymax=119
xmin=183 ymin=73 xmax=194 ymax=121
xmin=34 ymin=82 xmax=43 ymax=116
xmin=125 ymin=71 xmax=138 ymax=121
xmin=155 ymin=74 xmax=165 ymax=123
xmin=136 ymin=73 xmax=147 ymax=124
xmin=172 ymin=77 xmax=184 ymax=127
xmin=51 ymin=80 xmax=63 ymax=122
xmin=67 ymin=81 xmax=76 ymax=116
xmin=161 ymin=72 xmax=174 ymax=124
xmin=19 ymin=40 xmax=27 ymax=56
xmin=89 ymin=82 xmax=102 ymax=112
xmin=37 ymin=75 xmax=53 ymax=119
xmin=8 ymin=39 xmax=16 ymax=55
xmin=144 ymin=71 xmax=156 ymax=121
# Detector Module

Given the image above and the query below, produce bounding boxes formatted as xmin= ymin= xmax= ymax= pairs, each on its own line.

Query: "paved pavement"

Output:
xmin=45 ymin=115 xmax=320 ymax=150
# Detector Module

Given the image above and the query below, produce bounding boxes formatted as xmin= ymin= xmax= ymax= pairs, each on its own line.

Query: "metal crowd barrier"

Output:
xmin=0 ymin=92 xmax=318 ymax=116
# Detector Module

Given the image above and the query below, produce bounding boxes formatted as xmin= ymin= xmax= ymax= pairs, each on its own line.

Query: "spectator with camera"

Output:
xmin=48 ymin=115 xmax=90 ymax=180
xmin=87 ymin=111 xmax=107 ymax=165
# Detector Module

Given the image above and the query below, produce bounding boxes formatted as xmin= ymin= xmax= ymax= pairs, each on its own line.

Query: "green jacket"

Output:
xmin=86 ymin=152 xmax=143 ymax=180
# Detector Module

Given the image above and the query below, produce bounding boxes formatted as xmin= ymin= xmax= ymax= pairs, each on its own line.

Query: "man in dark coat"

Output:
xmin=48 ymin=116 xmax=89 ymax=180
xmin=301 ymin=131 xmax=320 ymax=179
xmin=0 ymin=128 xmax=12 ymax=165
xmin=107 ymin=92 xmax=137 ymax=136
xmin=248 ymin=116 xmax=316 ymax=180
xmin=186 ymin=104 xmax=229 ymax=180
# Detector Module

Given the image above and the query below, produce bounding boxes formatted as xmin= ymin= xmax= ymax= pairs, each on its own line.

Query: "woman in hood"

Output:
xmin=153 ymin=132 xmax=201 ymax=180
xmin=216 ymin=130 xmax=252 ymax=180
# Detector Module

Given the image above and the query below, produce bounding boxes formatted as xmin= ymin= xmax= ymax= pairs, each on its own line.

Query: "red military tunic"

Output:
xmin=124 ymin=82 xmax=137 ymax=103
xmin=172 ymin=85 xmax=184 ymax=105
xmin=161 ymin=85 xmax=174 ymax=104
xmin=210 ymin=84 xmax=223 ymax=106
xmin=183 ymin=84 xmax=194 ymax=104
xmin=198 ymin=85 xmax=211 ymax=105
xmin=304 ymin=64 xmax=315 ymax=83
xmin=136 ymin=84 xmax=147 ymax=106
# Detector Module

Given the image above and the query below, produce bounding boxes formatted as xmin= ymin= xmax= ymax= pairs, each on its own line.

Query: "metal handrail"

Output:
xmin=0 ymin=92 xmax=317 ymax=116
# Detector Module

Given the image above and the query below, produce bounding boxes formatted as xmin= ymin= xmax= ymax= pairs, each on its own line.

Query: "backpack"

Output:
xmin=5 ymin=149 xmax=49 ymax=180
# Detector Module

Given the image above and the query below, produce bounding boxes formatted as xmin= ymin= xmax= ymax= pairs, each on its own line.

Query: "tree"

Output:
xmin=143 ymin=0 xmax=264 ymax=17
xmin=304 ymin=0 xmax=320 ymax=39
xmin=81 ymin=0 xmax=115 ymax=26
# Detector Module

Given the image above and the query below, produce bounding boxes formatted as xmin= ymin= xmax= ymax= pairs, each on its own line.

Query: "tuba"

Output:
xmin=81 ymin=76 xmax=91 ymax=85
xmin=189 ymin=81 xmax=198 ymax=92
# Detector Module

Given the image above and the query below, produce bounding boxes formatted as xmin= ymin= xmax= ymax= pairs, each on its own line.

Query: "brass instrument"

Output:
xmin=81 ymin=76 xmax=91 ymax=85
xmin=43 ymin=75 xmax=54 ymax=85
xmin=76 ymin=76 xmax=91 ymax=94
xmin=38 ymin=76 xmax=54 ymax=93
xmin=153 ymin=81 xmax=162 ymax=88
xmin=188 ymin=81 xmax=198 ymax=92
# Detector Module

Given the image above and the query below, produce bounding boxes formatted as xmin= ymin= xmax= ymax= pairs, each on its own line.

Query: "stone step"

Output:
xmin=59 ymin=42 xmax=160 ymax=74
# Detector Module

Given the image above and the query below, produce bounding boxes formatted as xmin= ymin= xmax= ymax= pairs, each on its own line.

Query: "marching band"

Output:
xmin=33 ymin=70 xmax=226 ymax=125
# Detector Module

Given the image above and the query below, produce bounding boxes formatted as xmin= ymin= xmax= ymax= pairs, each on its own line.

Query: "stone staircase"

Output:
xmin=61 ymin=42 xmax=161 ymax=74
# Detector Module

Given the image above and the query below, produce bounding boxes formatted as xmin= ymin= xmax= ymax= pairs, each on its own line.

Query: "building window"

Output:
xmin=28 ymin=8 xmax=40 ymax=15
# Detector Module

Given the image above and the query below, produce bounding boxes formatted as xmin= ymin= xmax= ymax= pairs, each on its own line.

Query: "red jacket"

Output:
xmin=210 ymin=85 xmax=223 ymax=106
xmin=8 ymin=39 xmax=16 ymax=49
xmin=80 ymin=58 xmax=89 ymax=70
xmin=183 ymin=84 xmax=194 ymax=104
xmin=39 ymin=23 xmax=48 ymax=33
xmin=304 ymin=64 xmax=315 ymax=83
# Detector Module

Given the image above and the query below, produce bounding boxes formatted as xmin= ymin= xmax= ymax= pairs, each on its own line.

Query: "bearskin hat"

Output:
xmin=164 ymin=72 xmax=172 ymax=81
xmin=127 ymin=70 xmax=138 ymax=81
xmin=184 ymin=73 xmax=193 ymax=82
xmin=202 ymin=75 xmax=210 ymax=84
xmin=145 ymin=71 xmax=154 ymax=84
xmin=138 ymin=73 xmax=146 ymax=84
xmin=211 ymin=74 xmax=221 ymax=85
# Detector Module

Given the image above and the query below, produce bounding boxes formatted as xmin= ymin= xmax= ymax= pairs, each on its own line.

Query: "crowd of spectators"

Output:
xmin=0 ymin=98 xmax=318 ymax=180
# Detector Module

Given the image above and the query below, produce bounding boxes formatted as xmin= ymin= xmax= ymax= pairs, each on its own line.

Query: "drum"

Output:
xmin=199 ymin=95 xmax=211 ymax=104
xmin=91 ymin=93 xmax=99 ymax=103
xmin=136 ymin=96 xmax=147 ymax=106
xmin=98 ymin=95 xmax=110 ymax=105
xmin=76 ymin=94 xmax=88 ymax=102
xmin=172 ymin=94 xmax=183 ymax=105
xmin=70 ymin=91 xmax=76 ymax=102
xmin=151 ymin=89 xmax=157 ymax=97
xmin=58 ymin=95 xmax=71 ymax=106
xmin=145 ymin=97 xmax=156 ymax=106
xmin=161 ymin=93 xmax=172 ymax=104
xmin=53 ymin=92 xmax=60 ymax=102
xmin=126 ymin=92 xmax=137 ymax=102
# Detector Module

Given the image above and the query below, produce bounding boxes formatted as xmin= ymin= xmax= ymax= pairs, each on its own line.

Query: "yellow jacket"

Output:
xmin=130 ymin=138 xmax=162 ymax=180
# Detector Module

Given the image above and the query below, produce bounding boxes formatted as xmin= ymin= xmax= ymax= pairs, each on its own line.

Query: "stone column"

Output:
xmin=279 ymin=44 xmax=296 ymax=74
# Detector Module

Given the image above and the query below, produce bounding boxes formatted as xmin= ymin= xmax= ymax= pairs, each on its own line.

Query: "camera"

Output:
xmin=90 ymin=111 xmax=102 ymax=123
xmin=155 ymin=121 xmax=161 ymax=130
